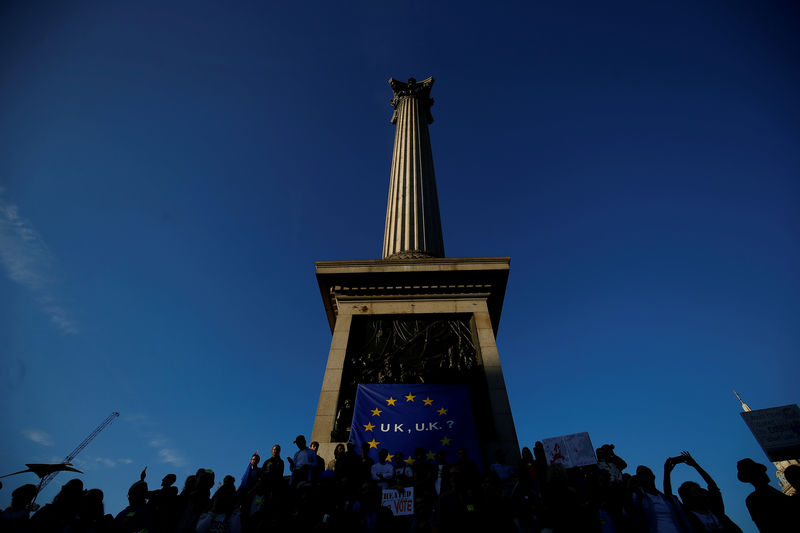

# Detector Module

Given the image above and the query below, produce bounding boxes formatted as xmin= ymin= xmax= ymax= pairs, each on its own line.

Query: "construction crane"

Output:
xmin=37 ymin=411 xmax=120 ymax=494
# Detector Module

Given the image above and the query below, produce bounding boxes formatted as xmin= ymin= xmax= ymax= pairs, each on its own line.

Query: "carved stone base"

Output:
xmin=310 ymin=257 xmax=518 ymax=466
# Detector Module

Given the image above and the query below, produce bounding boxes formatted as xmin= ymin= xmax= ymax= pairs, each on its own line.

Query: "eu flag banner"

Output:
xmin=350 ymin=384 xmax=482 ymax=469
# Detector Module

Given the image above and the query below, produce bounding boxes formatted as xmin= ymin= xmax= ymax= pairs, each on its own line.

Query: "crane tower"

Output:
xmin=38 ymin=411 xmax=120 ymax=493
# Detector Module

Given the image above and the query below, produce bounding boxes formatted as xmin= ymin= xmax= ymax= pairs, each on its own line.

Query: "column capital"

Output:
xmin=389 ymin=77 xmax=434 ymax=124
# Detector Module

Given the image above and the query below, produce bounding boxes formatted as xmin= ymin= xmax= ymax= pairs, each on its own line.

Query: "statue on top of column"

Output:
xmin=389 ymin=77 xmax=435 ymax=124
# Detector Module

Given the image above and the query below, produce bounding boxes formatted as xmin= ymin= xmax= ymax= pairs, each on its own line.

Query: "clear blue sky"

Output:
xmin=1 ymin=2 xmax=797 ymax=531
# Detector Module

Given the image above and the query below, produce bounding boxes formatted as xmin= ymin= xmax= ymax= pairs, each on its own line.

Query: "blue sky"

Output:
xmin=1 ymin=1 xmax=798 ymax=530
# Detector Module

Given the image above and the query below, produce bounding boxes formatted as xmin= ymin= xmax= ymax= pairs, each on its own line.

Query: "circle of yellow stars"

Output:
xmin=360 ymin=393 xmax=456 ymax=462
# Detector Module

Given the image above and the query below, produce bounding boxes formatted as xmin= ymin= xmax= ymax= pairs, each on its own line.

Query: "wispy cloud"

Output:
xmin=0 ymin=189 xmax=78 ymax=334
xmin=149 ymin=437 xmax=168 ymax=447
xmin=21 ymin=428 xmax=55 ymax=446
xmin=146 ymin=434 xmax=187 ymax=467
xmin=127 ymin=415 xmax=188 ymax=469
xmin=156 ymin=448 xmax=187 ymax=467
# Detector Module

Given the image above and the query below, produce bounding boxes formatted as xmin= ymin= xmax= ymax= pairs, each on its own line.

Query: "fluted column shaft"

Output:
xmin=382 ymin=77 xmax=445 ymax=259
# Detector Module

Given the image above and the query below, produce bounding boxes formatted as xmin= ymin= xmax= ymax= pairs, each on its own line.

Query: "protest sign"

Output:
xmin=741 ymin=404 xmax=800 ymax=462
xmin=382 ymin=487 xmax=414 ymax=516
xmin=542 ymin=432 xmax=597 ymax=468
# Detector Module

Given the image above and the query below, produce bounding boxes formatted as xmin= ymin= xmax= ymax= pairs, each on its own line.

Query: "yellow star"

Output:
xmin=437 ymin=407 xmax=448 ymax=415
xmin=440 ymin=436 xmax=451 ymax=446
xmin=371 ymin=407 xmax=382 ymax=416
xmin=386 ymin=397 xmax=397 ymax=406
xmin=386 ymin=453 xmax=394 ymax=463
xmin=368 ymin=439 xmax=380 ymax=449
xmin=405 ymin=393 xmax=416 ymax=402
xmin=423 ymin=397 xmax=434 ymax=406
xmin=363 ymin=422 xmax=375 ymax=432
xmin=404 ymin=456 xmax=415 ymax=465
xmin=426 ymin=450 xmax=436 ymax=461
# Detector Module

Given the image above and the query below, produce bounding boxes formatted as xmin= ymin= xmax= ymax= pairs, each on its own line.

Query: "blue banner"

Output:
xmin=350 ymin=384 xmax=482 ymax=469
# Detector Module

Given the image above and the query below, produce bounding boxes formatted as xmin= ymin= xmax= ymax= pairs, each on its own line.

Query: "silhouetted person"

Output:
xmin=147 ymin=473 xmax=179 ymax=533
xmin=180 ymin=475 xmax=196 ymax=498
xmin=327 ymin=443 xmax=345 ymax=472
xmin=288 ymin=435 xmax=316 ymax=487
xmin=533 ymin=441 xmax=548 ymax=484
xmin=628 ymin=463 xmax=691 ymax=532
xmin=175 ymin=475 xmax=196 ymax=526
xmin=435 ymin=449 xmax=451 ymax=495
xmin=213 ymin=476 xmax=236 ymax=507
xmin=370 ymin=449 xmax=393 ymax=489
xmin=393 ymin=452 xmax=413 ymax=487
xmin=309 ymin=441 xmax=326 ymax=479
xmin=435 ymin=464 xmax=482 ymax=533
xmin=597 ymin=444 xmax=627 ymax=485
xmin=412 ymin=447 xmax=437 ymax=531
xmin=1 ymin=484 xmax=38 ymax=533
xmin=453 ymin=448 xmax=480 ymax=492
xmin=664 ymin=451 xmax=742 ymax=533
xmin=78 ymin=488 xmax=114 ymax=533
xmin=31 ymin=478 xmax=84 ymax=533
xmin=479 ymin=471 xmax=517 ymax=533
xmin=238 ymin=453 xmax=260 ymax=496
xmin=359 ymin=443 xmax=375 ymax=485
xmin=519 ymin=447 xmax=536 ymax=479
xmin=336 ymin=441 xmax=363 ymax=499
xmin=160 ymin=474 xmax=177 ymax=492
xmin=489 ymin=450 xmax=514 ymax=482
xmin=261 ymin=445 xmax=284 ymax=486
xmin=736 ymin=458 xmax=794 ymax=532
xmin=177 ymin=470 xmax=214 ymax=533
xmin=352 ymin=481 xmax=393 ymax=533
xmin=115 ymin=481 xmax=153 ymax=533
xmin=196 ymin=483 xmax=241 ymax=533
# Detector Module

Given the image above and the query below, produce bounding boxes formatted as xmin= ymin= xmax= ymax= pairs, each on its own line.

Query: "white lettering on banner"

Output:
xmin=382 ymin=487 xmax=414 ymax=516
xmin=407 ymin=421 xmax=446 ymax=432
xmin=394 ymin=424 xmax=404 ymax=432
xmin=381 ymin=424 xmax=390 ymax=432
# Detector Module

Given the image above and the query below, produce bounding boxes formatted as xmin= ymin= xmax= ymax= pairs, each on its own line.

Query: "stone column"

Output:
xmin=382 ymin=77 xmax=445 ymax=259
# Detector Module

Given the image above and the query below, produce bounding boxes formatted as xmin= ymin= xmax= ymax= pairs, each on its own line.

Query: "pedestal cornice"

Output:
xmin=315 ymin=256 xmax=510 ymax=336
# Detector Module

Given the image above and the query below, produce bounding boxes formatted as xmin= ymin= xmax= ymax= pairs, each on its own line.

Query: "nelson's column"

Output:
xmin=311 ymin=77 xmax=519 ymax=464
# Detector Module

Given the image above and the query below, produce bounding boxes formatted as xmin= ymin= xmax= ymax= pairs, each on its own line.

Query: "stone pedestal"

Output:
xmin=311 ymin=257 xmax=519 ymax=465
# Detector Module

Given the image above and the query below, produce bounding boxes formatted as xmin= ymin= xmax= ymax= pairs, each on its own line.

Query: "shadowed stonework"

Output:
xmin=331 ymin=315 xmax=495 ymax=442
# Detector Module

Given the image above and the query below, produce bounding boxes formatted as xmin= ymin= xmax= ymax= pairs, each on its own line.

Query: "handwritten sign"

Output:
xmin=382 ymin=487 xmax=414 ymax=516
xmin=741 ymin=404 xmax=800 ymax=462
xmin=542 ymin=432 xmax=597 ymax=468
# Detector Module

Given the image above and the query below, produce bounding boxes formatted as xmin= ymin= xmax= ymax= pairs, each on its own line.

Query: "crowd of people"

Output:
xmin=2 ymin=434 xmax=798 ymax=533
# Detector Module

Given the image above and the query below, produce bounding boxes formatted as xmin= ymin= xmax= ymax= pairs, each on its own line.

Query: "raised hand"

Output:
xmin=680 ymin=451 xmax=698 ymax=467
xmin=665 ymin=456 xmax=685 ymax=471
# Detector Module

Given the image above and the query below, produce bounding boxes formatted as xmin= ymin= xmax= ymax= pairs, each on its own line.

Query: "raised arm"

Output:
xmin=663 ymin=458 xmax=672 ymax=495
xmin=681 ymin=451 xmax=716 ymax=489
xmin=663 ymin=456 xmax=680 ymax=495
